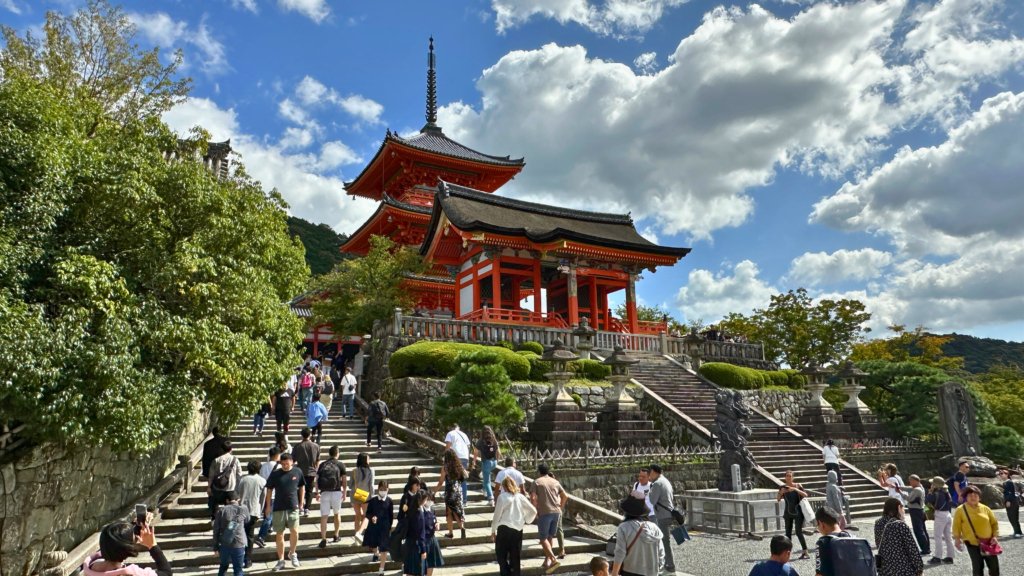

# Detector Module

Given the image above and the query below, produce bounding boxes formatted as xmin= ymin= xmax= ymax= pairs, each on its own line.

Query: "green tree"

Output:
xmin=311 ymin=234 xmax=423 ymax=335
xmin=851 ymin=325 xmax=964 ymax=371
xmin=972 ymin=364 xmax=1024 ymax=437
xmin=716 ymin=289 xmax=871 ymax=367
xmin=432 ymin=349 xmax=525 ymax=436
xmin=0 ymin=2 xmax=307 ymax=453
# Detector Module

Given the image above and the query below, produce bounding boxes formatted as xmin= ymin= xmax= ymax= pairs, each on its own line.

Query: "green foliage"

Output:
xmin=570 ymin=393 xmax=583 ymax=407
xmin=286 ymin=215 xmax=350 ymax=276
xmin=432 ymin=350 xmax=525 ymax=436
xmin=979 ymin=423 xmax=1024 ymax=464
xmin=527 ymin=355 xmax=549 ymax=381
xmin=496 ymin=340 xmax=515 ymax=350
xmin=942 ymin=334 xmax=1024 ymax=374
xmin=311 ymin=235 xmax=423 ymax=335
xmin=822 ymin=388 xmax=849 ymax=413
xmin=972 ymin=365 xmax=1024 ymax=436
xmin=699 ymin=363 xmax=767 ymax=390
xmin=570 ymin=359 xmax=611 ymax=381
xmin=388 ymin=341 xmax=531 ymax=381
xmin=717 ymin=288 xmax=871 ymax=367
xmin=851 ymin=325 xmax=964 ymax=371
xmin=516 ymin=341 xmax=544 ymax=355
xmin=782 ymin=369 xmax=807 ymax=388
xmin=0 ymin=3 xmax=307 ymax=453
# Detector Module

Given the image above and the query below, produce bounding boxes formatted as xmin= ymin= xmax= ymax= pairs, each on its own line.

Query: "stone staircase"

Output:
xmin=150 ymin=417 xmax=605 ymax=575
xmin=629 ymin=356 xmax=889 ymax=519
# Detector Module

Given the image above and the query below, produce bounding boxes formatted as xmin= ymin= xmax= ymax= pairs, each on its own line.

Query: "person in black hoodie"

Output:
xmin=201 ymin=427 xmax=228 ymax=480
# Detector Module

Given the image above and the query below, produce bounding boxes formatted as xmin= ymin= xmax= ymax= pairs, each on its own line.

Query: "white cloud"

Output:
xmin=128 ymin=12 xmax=229 ymax=76
xmin=1 ymin=0 xmax=22 ymax=15
xmin=492 ymin=0 xmax=688 ymax=37
xmin=278 ymin=0 xmax=330 ymax=23
xmin=228 ymin=0 xmax=258 ymax=13
xmin=443 ymin=1 xmax=1024 ymax=242
xmin=787 ymin=248 xmax=893 ymax=286
xmin=632 ymin=51 xmax=658 ymax=75
xmin=290 ymin=75 xmax=384 ymax=125
xmin=675 ymin=260 xmax=776 ymax=323
xmin=163 ymin=97 xmax=374 ymax=233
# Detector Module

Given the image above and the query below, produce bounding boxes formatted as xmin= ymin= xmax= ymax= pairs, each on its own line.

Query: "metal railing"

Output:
xmin=509 ymin=444 xmax=721 ymax=470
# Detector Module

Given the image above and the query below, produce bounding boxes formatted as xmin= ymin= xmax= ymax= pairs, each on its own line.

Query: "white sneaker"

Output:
xmin=290 ymin=552 xmax=300 ymax=567
xmin=272 ymin=560 xmax=285 ymax=572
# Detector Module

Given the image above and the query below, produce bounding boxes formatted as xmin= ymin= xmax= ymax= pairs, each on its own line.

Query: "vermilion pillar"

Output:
xmin=589 ymin=277 xmax=599 ymax=328
xmin=626 ymin=274 xmax=638 ymax=333
xmin=493 ymin=259 xmax=502 ymax=310
xmin=533 ymin=262 xmax=542 ymax=315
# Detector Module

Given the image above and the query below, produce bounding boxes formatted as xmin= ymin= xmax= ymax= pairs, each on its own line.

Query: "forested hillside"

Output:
xmin=942 ymin=333 xmax=1024 ymax=373
xmin=286 ymin=216 xmax=350 ymax=276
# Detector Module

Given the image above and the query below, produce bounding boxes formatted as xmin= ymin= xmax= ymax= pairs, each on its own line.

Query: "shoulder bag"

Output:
xmin=623 ymin=521 xmax=646 ymax=559
xmin=963 ymin=506 xmax=1003 ymax=556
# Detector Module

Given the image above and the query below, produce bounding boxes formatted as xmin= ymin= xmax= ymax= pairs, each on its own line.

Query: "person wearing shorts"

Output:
xmin=530 ymin=464 xmax=568 ymax=573
xmin=265 ymin=453 xmax=304 ymax=571
xmin=317 ymin=446 xmax=347 ymax=548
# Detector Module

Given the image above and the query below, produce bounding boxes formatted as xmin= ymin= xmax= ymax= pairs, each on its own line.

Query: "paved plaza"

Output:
xmin=670 ymin=509 xmax=1021 ymax=576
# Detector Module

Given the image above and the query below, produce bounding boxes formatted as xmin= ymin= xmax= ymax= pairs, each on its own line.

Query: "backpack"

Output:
xmin=481 ymin=441 xmax=497 ymax=460
xmin=217 ymin=506 xmax=243 ymax=549
xmin=211 ymin=457 xmax=236 ymax=491
xmin=301 ymin=373 xmax=313 ymax=389
xmin=317 ymin=460 xmax=342 ymax=491
xmin=828 ymin=535 xmax=876 ymax=576
xmin=322 ymin=379 xmax=335 ymax=396
xmin=370 ymin=400 xmax=386 ymax=421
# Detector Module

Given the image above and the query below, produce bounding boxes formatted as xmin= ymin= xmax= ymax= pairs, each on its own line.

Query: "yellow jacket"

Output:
xmin=952 ymin=503 xmax=999 ymax=544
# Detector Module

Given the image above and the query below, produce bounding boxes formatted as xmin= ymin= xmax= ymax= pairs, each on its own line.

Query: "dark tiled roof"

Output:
xmin=402 ymin=272 xmax=455 ymax=285
xmin=383 ymin=193 xmax=432 ymax=215
xmin=426 ymin=181 xmax=691 ymax=258
xmin=290 ymin=305 xmax=313 ymax=318
xmin=392 ymin=127 xmax=525 ymax=167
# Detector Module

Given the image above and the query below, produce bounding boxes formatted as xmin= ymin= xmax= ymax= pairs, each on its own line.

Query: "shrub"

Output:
xmin=389 ymin=341 xmax=530 ymax=380
xmin=516 ymin=350 xmax=538 ymax=357
xmin=980 ymin=423 xmax=1024 ymax=464
xmin=516 ymin=341 xmax=545 ymax=355
xmin=764 ymin=370 xmax=791 ymax=388
xmin=698 ymin=362 xmax=767 ymax=390
xmin=822 ymin=388 xmax=849 ymax=412
xmin=782 ymin=369 xmax=807 ymax=389
xmin=570 ymin=359 xmax=611 ymax=381
xmin=496 ymin=340 xmax=515 ymax=350
xmin=432 ymin=350 xmax=525 ymax=436
xmin=529 ymin=357 xmax=551 ymax=381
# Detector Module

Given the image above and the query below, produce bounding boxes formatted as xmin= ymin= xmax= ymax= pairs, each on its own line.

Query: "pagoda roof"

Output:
xmin=393 ymin=126 xmax=525 ymax=168
xmin=421 ymin=181 xmax=692 ymax=259
xmin=339 ymin=193 xmax=433 ymax=255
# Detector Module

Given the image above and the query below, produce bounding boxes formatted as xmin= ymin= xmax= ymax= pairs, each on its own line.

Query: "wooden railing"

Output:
xmin=378 ymin=308 xmax=767 ymax=362
xmin=635 ymin=319 xmax=668 ymax=335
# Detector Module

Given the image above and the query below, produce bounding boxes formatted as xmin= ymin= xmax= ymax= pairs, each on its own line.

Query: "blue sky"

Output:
xmin=4 ymin=0 xmax=1024 ymax=342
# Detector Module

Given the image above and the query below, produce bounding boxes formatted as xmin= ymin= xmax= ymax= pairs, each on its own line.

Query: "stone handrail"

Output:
xmin=360 ymin=398 xmax=624 ymax=527
xmin=47 ymin=432 xmax=211 ymax=576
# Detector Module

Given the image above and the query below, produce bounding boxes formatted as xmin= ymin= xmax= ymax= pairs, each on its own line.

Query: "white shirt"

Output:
xmin=491 ymin=491 xmax=537 ymax=534
xmin=341 ymin=373 xmax=357 ymax=394
xmin=259 ymin=460 xmax=280 ymax=481
xmin=496 ymin=467 xmax=525 ymax=488
xmin=823 ymin=445 xmax=840 ymax=464
xmin=445 ymin=428 xmax=471 ymax=459
xmin=886 ymin=475 xmax=905 ymax=503
xmin=633 ymin=481 xmax=655 ymax=518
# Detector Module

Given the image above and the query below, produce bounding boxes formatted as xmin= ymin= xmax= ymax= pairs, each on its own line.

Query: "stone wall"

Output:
xmin=739 ymin=389 xmax=813 ymax=425
xmin=0 ymin=403 xmax=211 ymax=576
xmin=383 ymin=376 xmax=701 ymax=445
xmin=843 ymin=449 xmax=954 ymax=482
xmin=556 ymin=461 xmax=719 ymax=523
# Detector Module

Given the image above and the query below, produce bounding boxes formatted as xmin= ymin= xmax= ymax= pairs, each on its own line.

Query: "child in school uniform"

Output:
xmin=363 ymin=480 xmax=394 ymax=575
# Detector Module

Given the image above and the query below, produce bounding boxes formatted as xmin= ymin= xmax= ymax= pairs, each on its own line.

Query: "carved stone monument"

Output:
xmin=712 ymin=390 xmax=758 ymax=491
xmin=937 ymin=381 xmax=997 ymax=476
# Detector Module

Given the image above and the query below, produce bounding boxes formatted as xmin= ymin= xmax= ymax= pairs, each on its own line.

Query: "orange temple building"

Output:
xmin=319 ymin=38 xmax=690 ymax=351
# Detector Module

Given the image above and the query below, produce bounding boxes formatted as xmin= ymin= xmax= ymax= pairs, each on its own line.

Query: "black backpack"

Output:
xmin=370 ymin=400 xmax=387 ymax=421
xmin=322 ymin=379 xmax=335 ymax=396
xmin=317 ymin=460 xmax=342 ymax=491
xmin=828 ymin=535 xmax=876 ymax=576
xmin=211 ymin=457 xmax=236 ymax=491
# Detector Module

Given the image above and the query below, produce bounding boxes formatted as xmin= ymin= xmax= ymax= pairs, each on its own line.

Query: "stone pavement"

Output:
xmin=669 ymin=508 xmax=1021 ymax=576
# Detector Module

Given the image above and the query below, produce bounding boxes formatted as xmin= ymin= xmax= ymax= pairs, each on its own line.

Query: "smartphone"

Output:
xmin=135 ymin=503 xmax=147 ymax=525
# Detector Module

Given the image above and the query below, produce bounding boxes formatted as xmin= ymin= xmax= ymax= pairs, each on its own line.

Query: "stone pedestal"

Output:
xmin=524 ymin=371 xmax=600 ymax=450
xmin=683 ymin=489 xmax=784 ymax=536
xmin=798 ymin=382 xmax=851 ymax=438
xmin=842 ymin=408 xmax=885 ymax=438
xmin=597 ymin=377 xmax=659 ymax=448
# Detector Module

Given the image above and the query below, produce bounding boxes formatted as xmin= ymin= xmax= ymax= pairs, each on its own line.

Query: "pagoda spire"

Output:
xmin=423 ymin=37 xmax=439 ymax=131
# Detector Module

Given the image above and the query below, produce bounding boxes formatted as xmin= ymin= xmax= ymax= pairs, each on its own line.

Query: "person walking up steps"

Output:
xmin=496 ymin=457 xmax=526 ymax=490
xmin=822 ymin=439 xmax=842 ymax=486
xmin=306 ymin=394 xmax=328 ymax=444
xmin=317 ymin=445 xmax=347 ymax=548
xmin=530 ymin=463 xmax=568 ymax=574
xmin=272 ymin=382 xmax=294 ymax=434
xmin=264 ymin=453 xmax=304 ymax=571
xmin=648 ymin=464 xmax=679 ymax=574
xmin=366 ymin=392 xmax=389 ymax=452
xmin=444 ymin=423 xmax=471 ymax=505
xmin=292 ymin=428 xmax=319 ymax=517
xmin=256 ymin=447 xmax=281 ymax=547
xmin=475 ymin=425 xmax=501 ymax=506
xmin=341 ymin=367 xmax=357 ymax=419
xmin=435 ymin=448 xmax=467 ymax=540
xmin=352 ymin=452 xmax=376 ymax=540
xmin=212 ymin=491 xmax=249 ymax=576
xmin=362 ymin=480 xmax=394 ymax=575
xmin=492 ymin=476 xmax=537 ymax=576
xmin=236 ymin=462 xmax=266 ymax=569
xmin=209 ymin=442 xmax=242 ymax=520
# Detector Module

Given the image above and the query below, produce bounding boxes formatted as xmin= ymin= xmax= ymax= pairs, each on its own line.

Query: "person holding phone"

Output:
xmin=83 ymin=519 xmax=171 ymax=576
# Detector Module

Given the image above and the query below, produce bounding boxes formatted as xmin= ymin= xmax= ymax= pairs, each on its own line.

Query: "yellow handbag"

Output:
xmin=353 ymin=488 xmax=369 ymax=503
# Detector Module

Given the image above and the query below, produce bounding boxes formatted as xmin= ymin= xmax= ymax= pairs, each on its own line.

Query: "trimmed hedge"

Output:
xmin=389 ymin=341 xmax=531 ymax=380
xmin=698 ymin=362 xmax=806 ymax=391
xmin=516 ymin=341 xmax=544 ymax=355
xmin=496 ymin=340 xmax=515 ymax=350
xmin=572 ymin=359 xmax=611 ymax=381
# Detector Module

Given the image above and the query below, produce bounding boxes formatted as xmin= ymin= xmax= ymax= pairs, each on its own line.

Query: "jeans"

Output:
xmin=933 ymin=510 xmax=954 ymax=559
xmin=244 ymin=517 xmax=257 ymax=562
xmin=258 ymin=514 xmax=272 ymax=541
xmin=965 ymin=542 xmax=1000 ymax=576
xmin=481 ymin=458 xmax=497 ymax=501
xmin=1007 ymin=502 xmax=1022 ymax=535
xmin=253 ymin=413 xmax=265 ymax=433
xmin=458 ymin=458 xmax=469 ymax=504
xmin=908 ymin=508 xmax=930 ymax=553
xmin=366 ymin=420 xmax=383 ymax=448
xmin=657 ymin=517 xmax=676 ymax=570
xmin=299 ymin=388 xmax=312 ymax=411
xmin=342 ymin=394 xmax=355 ymax=418
xmin=784 ymin=515 xmax=808 ymax=551
xmin=495 ymin=525 xmax=523 ymax=576
xmin=217 ymin=546 xmax=245 ymax=576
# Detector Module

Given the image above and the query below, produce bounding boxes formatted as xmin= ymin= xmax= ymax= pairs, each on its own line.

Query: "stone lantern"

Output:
xmin=602 ymin=345 xmax=639 ymax=408
xmin=683 ymin=328 xmax=705 ymax=370
xmin=540 ymin=339 xmax=579 ymax=407
xmin=573 ymin=316 xmax=596 ymax=359
xmin=799 ymin=361 xmax=835 ymax=415
xmin=836 ymin=361 xmax=869 ymax=414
